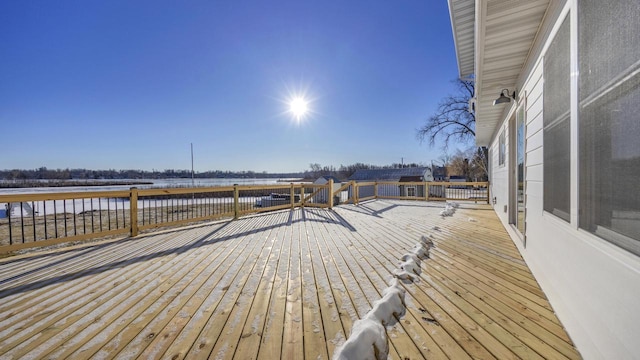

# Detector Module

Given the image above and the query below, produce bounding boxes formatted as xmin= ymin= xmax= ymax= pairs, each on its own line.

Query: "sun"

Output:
xmin=277 ymin=83 xmax=316 ymax=124
xmin=289 ymin=97 xmax=308 ymax=120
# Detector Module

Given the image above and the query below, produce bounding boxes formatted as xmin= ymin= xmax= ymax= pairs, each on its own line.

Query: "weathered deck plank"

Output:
xmin=0 ymin=200 xmax=581 ymax=359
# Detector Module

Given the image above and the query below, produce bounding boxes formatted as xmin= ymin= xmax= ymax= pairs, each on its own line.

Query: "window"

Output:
xmin=498 ymin=130 xmax=506 ymax=166
xmin=578 ymin=0 xmax=640 ymax=255
xmin=406 ymin=187 xmax=416 ymax=197
xmin=543 ymin=16 xmax=571 ymax=222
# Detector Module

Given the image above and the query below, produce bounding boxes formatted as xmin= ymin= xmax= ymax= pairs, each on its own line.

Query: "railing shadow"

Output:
xmin=336 ymin=201 xmax=399 ymax=218
xmin=0 ymin=207 xmax=357 ymax=298
xmin=301 ymin=207 xmax=357 ymax=232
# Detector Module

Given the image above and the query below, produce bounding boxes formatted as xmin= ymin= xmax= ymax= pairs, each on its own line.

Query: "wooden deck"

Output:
xmin=0 ymin=200 xmax=581 ymax=359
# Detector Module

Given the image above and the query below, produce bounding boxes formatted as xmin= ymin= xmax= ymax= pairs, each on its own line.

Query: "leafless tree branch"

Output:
xmin=416 ymin=79 xmax=475 ymax=149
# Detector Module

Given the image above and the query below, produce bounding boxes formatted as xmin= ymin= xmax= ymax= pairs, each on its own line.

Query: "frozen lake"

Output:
xmin=0 ymin=178 xmax=301 ymax=195
xmin=0 ymin=178 xmax=302 ymax=218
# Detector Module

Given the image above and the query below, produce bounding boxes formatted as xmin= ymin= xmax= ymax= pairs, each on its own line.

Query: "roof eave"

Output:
xmin=449 ymin=0 xmax=552 ymax=146
xmin=448 ymin=0 xmax=476 ymax=80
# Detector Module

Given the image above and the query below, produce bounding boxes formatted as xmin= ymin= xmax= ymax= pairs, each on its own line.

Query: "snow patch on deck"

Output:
xmin=332 ymin=279 xmax=404 ymax=360
xmin=440 ymin=201 xmax=459 ymax=217
xmin=392 ymin=235 xmax=432 ymax=282
xmin=334 ymin=234 xmax=435 ymax=360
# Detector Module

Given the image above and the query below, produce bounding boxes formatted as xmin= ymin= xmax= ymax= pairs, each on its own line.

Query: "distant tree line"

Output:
xmin=306 ymin=162 xmax=423 ymax=180
xmin=0 ymin=155 xmax=488 ymax=184
xmin=0 ymin=162 xmax=426 ymax=183
xmin=0 ymin=167 xmax=305 ymax=181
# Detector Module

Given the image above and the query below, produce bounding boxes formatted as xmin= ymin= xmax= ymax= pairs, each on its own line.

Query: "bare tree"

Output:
xmin=448 ymin=147 xmax=488 ymax=181
xmin=309 ymin=163 xmax=323 ymax=178
xmin=417 ymin=79 xmax=475 ymax=149
xmin=470 ymin=146 xmax=489 ymax=181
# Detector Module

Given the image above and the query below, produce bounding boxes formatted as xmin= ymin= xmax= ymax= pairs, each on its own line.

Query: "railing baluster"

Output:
xmin=90 ymin=198 xmax=95 ymax=233
xmin=63 ymin=200 xmax=68 ymax=237
xmin=43 ymin=201 xmax=48 ymax=240
xmin=73 ymin=200 xmax=77 ymax=236
xmin=98 ymin=197 xmax=103 ymax=232
xmin=54 ymin=200 xmax=58 ymax=238
xmin=115 ymin=198 xmax=119 ymax=229
xmin=122 ymin=196 xmax=126 ymax=228
xmin=31 ymin=201 xmax=36 ymax=241
xmin=82 ymin=199 xmax=87 ymax=234
xmin=8 ymin=203 xmax=13 ymax=245
xmin=20 ymin=202 xmax=25 ymax=243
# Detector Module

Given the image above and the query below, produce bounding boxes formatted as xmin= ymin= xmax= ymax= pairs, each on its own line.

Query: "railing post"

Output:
xmin=487 ymin=181 xmax=491 ymax=204
xmin=233 ymin=184 xmax=239 ymax=219
xmin=328 ymin=179 xmax=334 ymax=209
xmin=291 ymin=183 xmax=296 ymax=209
xmin=374 ymin=181 xmax=378 ymax=199
xmin=353 ymin=181 xmax=358 ymax=205
xmin=425 ymin=182 xmax=429 ymax=202
xmin=130 ymin=187 xmax=139 ymax=237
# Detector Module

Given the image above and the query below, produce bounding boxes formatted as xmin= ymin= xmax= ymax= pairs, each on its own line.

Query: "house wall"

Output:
xmin=487 ymin=3 xmax=640 ymax=359
xmin=489 ymin=117 xmax=511 ymax=227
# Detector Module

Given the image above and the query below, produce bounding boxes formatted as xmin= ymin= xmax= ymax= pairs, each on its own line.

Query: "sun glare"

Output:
xmin=289 ymin=97 xmax=308 ymax=120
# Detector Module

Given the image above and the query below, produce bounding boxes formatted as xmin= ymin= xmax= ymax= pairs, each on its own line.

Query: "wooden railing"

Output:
xmin=0 ymin=180 xmax=488 ymax=253
xmin=330 ymin=180 xmax=489 ymax=205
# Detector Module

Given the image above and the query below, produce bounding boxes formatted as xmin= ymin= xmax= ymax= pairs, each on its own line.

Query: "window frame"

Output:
xmin=498 ymin=130 xmax=506 ymax=167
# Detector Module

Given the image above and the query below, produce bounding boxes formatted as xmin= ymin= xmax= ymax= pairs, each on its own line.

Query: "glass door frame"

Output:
xmin=509 ymin=95 xmax=527 ymax=245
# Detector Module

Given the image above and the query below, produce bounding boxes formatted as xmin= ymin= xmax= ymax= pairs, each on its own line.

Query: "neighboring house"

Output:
xmin=448 ymin=175 xmax=466 ymax=189
xmin=313 ymin=175 xmax=342 ymax=191
xmin=313 ymin=175 xmax=347 ymax=203
xmin=398 ymin=176 xmax=424 ymax=197
xmin=448 ymin=0 xmax=639 ymax=358
xmin=431 ymin=164 xmax=448 ymax=181
xmin=349 ymin=168 xmax=434 ymax=198
xmin=348 ymin=167 xmax=433 ymax=182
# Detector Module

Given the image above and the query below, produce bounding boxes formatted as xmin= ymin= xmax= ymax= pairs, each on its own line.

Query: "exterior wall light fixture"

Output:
xmin=493 ymin=89 xmax=517 ymax=105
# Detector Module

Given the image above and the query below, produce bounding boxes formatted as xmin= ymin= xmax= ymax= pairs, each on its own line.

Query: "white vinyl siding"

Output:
xmin=526 ymin=61 xmax=545 ymax=201
xmin=480 ymin=2 xmax=640 ymax=358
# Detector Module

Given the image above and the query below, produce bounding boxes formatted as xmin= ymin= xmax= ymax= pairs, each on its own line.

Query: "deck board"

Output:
xmin=0 ymin=200 xmax=581 ymax=359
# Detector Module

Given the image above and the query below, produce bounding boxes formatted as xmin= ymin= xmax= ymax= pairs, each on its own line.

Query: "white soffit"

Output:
xmin=448 ymin=0 xmax=475 ymax=80
xmin=450 ymin=0 xmax=550 ymax=146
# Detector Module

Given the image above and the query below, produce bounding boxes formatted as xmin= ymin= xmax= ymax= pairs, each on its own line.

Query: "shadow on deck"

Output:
xmin=0 ymin=200 xmax=580 ymax=359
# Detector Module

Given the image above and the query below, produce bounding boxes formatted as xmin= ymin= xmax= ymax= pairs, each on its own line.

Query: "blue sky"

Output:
xmin=1 ymin=1 xmax=463 ymax=173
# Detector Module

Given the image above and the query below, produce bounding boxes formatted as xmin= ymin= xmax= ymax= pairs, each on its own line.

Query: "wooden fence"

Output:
xmin=0 ymin=180 xmax=488 ymax=253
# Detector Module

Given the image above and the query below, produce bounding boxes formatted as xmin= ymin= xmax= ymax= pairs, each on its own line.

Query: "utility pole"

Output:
xmin=191 ymin=143 xmax=195 ymax=203
xmin=191 ymin=143 xmax=195 ymax=188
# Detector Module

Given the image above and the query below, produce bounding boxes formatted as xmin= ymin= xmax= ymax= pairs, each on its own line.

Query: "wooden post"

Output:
xmin=233 ymin=184 xmax=239 ymax=219
xmin=130 ymin=187 xmax=139 ymax=237
xmin=328 ymin=179 xmax=334 ymax=209
xmin=353 ymin=181 xmax=358 ymax=205
xmin=425 ymin=182 xmax=429 ymax=202
xmin=291 ymin=183 xmax=295 ymax=209
xmin=374 ymin=181 xmax=378 ymax=199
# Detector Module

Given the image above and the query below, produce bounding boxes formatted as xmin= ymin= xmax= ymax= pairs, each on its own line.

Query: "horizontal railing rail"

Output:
xmin=1 ymin=180 xmax=488 ymax=253
xmin=332 ymin=181 xmax=489 ymax=205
